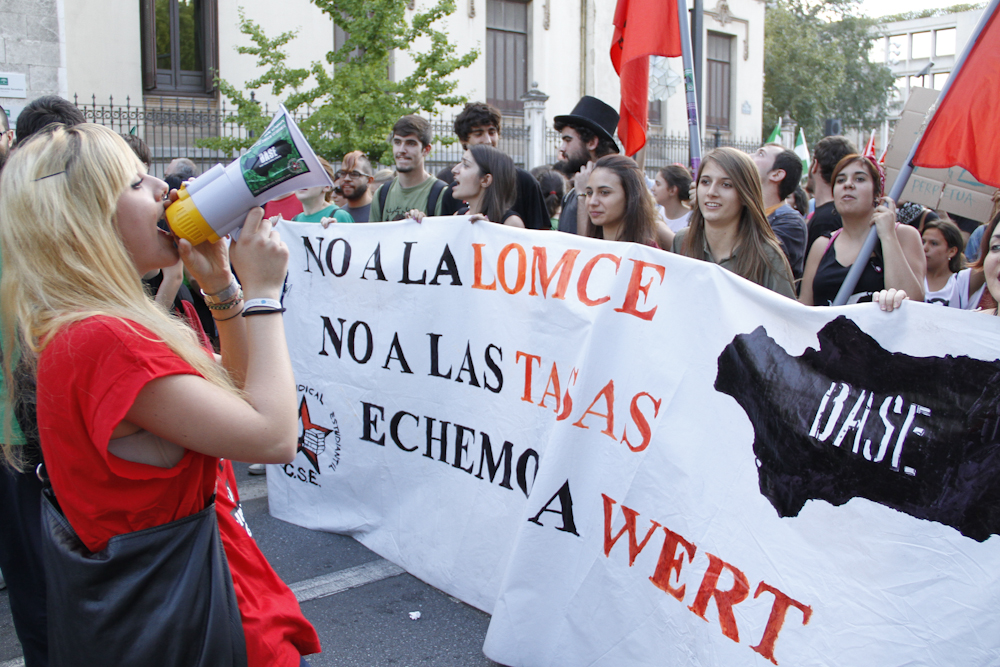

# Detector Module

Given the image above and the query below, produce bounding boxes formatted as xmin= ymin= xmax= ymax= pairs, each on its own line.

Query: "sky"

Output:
xmin=859 ymin=0 xmax=969 ymax=19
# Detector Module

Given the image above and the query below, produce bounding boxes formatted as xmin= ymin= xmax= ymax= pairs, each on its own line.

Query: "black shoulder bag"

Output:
xmin=38 ymin=464 xmax=248 ymax=667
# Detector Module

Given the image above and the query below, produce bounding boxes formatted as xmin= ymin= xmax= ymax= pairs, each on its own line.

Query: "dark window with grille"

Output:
xmin=487 ymin=0 xmax=529 ymax=115
xmin=705 ymin=32 xmax=732 ymax=130
xmin=140 ymin=0 xmax=218 ymax=95
xmin=334 ymin=19 xmax=393 ymax=79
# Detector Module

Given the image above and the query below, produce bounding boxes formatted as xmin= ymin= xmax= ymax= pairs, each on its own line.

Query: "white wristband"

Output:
xmin=243 ymin=298 xmax=283 ymax=311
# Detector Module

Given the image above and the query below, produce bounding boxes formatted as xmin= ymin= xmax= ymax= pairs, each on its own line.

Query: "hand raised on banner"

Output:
xmin=230 ymin=207 xmax=288 ymax=300
xmin=320 ymin=216 xmax=336 ymax=228
xmin=872 ymin=288 xmax=908 ymax=312
xmin=405 ymin=209 xmax=426 ymax=224
xmin=468 ymin=213 xmax=488 ymax=224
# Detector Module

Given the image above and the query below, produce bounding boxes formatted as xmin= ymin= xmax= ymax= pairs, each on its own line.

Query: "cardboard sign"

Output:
xmin=270 ymin=219 xmax=1000 ymax=666
xmin=884 ymin=87 xmax=996 ymax=221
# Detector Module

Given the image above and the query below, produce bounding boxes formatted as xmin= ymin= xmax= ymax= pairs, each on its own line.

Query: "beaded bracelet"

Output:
xmin=212 ymin=305 xmax=245 ymax=321
xmin=205 ymin=291 xmax=244 ymax=311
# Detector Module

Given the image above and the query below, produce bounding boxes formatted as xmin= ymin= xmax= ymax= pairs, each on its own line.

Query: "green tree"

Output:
xmin=201 ymin=1 xmax=477 ymax=163
xmin=763 ymin=0 xmax=894 ymax=143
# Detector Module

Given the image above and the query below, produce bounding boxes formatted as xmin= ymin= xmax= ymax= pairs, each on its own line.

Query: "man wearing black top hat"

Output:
xmin=553 ymin=96 xmax=620 ymax=235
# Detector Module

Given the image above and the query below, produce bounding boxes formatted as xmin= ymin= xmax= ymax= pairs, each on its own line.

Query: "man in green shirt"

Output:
xmin=369 ymin=115 xmax=449 ymax=222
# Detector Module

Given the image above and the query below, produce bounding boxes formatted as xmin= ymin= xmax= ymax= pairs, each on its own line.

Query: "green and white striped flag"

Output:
xmin=794 ymin=128 xmax=810 ymax=172
xmin=765 ymin=119 xmax=781 ymax=144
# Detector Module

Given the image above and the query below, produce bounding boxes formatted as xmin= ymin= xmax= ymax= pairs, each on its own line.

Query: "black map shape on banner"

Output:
xmin=715 ymin=316 xmax=1000 ymax=542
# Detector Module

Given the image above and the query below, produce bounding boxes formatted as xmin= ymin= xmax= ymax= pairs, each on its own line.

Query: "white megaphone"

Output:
xmin=166 ymin=105 xmax=331 ymax=245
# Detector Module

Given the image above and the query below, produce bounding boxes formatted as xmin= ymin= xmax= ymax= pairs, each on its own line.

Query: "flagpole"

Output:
xmin=833 ymin=0 xmax=1000 ymax=306
xmin=676 ymin=0 xmax=702 ymax=174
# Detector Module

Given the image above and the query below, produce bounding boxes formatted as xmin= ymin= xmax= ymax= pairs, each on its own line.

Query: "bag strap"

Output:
xmin=824 ymin=228 xmax=842 ymax=254
xmin=378 ymin=178 xmax=395 ymax=214
xmin=427 ymin=179 xmax=446 ymax=216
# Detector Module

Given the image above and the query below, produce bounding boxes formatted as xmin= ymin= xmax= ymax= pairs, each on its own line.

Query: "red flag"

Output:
xmin=911 ymin=4 xmax=1000 ymax=188
xmin=863 ymin=130 xmax=877 ymax=159
xmin=611 ymin=0 xmax=682 ymax=156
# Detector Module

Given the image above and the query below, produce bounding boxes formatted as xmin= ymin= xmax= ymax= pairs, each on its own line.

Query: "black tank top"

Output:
xmin=811 ymin=231 xmax=885 ymax=306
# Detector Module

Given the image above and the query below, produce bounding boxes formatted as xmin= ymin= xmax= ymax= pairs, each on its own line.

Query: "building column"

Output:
xmin=520 ymin=83 xmax=549 ymax=170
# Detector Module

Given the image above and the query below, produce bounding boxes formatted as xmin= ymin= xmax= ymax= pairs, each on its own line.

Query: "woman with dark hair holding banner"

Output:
xmin=448 ymin=145 xmax=525 ymax=227
xmin=584 ymin=154 xmax=660 ymax=247
xmin=799 ymin=154 xmax=925 ymax=306
xmin=672 ymin=147 xmax=795 ymax=298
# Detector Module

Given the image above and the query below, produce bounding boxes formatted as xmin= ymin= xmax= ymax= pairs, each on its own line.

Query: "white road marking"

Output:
xmin=290 ymin=559 xmax=406 ymax=603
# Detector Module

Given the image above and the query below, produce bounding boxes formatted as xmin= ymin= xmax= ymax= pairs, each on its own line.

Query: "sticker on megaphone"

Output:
xmin=166 ymin=105 xmax=332 ymax=245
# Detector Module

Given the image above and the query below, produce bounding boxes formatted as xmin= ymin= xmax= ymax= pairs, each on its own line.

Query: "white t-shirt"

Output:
xmin=664 ymin=210 xmax=691 ymax=233
xmin=924 ymin=268 xmax=984 ymax=310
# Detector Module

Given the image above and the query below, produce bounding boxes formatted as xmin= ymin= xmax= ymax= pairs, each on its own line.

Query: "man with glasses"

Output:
xmin=335 ymin=151 xmax=375 ymax=222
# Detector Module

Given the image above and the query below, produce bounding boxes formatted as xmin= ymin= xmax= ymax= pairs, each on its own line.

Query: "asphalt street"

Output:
xmin=0 ymin=462 xmax=504 ymax=667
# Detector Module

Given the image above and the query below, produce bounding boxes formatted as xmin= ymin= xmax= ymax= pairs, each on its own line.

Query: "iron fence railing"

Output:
xmin=73 ymin=94 xmax=314 ymax=178
xmin=76 ymin=95 xmax=761 ymax=182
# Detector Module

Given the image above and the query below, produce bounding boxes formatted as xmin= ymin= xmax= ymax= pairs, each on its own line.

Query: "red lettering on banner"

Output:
xmin=529 ymin=247 xmax=580 ymax=299
xmin=749 ymin=582 xmax=813 ymax=664
xmin=497 ymin=243 xmax=527 ymax=294
xmin=555 ymin=368 xmax=578 ymax=421
xmin=576 ymin=253 xmax=621 ymax=306
xmin=621 ymin=392 xmax=662 ymax=452
xmin=614 ymin=259 xmax=666 ymax=321
xmin=648 ymin=527 xmax=697 ymax=601
xmin=572 ymin=380 xmax=616 ymax=438
xmin=689 ymin=554 xmax=750 ymax=642
xmin=472 ymin=243 xmax=496 ymax=290
xmin=539 ymin=363 xmax=563 ymax=413
xmin=602 ymin=494 xmax=662 ymax=566
xmin=515 ymin=352 xmax=542 ymax=402
xmin=601 ymin=493 xmax=812 ymax=663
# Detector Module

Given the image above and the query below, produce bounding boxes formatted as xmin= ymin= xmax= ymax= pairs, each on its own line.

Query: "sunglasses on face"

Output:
xmin=335 ymin=170 xmax=368 ymax=179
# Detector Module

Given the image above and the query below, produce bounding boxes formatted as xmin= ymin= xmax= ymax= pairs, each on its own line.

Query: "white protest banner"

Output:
xmin=271 ymin=219 xmax=1000 ymax=665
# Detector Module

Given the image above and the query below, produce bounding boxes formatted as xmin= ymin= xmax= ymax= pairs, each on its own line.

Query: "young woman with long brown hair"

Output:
xmin=799 ymin=154 xmax=925 ymax=306
xmin=673 ymin=147 xmax=795 ymax=298
xmin=583 ymin=154 xmax=660 ymax=246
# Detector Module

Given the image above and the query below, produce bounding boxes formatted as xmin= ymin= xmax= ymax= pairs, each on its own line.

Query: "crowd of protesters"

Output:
xmin=1 ymin=91 xmax=998 ymax=667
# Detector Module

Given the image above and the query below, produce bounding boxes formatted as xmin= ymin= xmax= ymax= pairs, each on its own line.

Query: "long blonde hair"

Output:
xmin=0 ymin=124 xmax=238 ymax=467
xmin=682 ymin=147 xmax=793 ymax=287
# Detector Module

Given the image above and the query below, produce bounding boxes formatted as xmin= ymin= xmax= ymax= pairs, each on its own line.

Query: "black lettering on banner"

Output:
xmin=484 ymin=344 xmax=503 ymax=393
xmin=475 ymin=432 xmax=514 ymax=489
xmin=390 ymin=411 xmax=419 ymax=452
xmin=361 ymin=402 xmax=386 ymax=445
xmin=303 ymin=237 xmax=326 ymax=276
xmin=528 ymin=480 xmax=579 ymax=535
xmin=347 ymin=321 xmax=373 ymax=364
xmin=400 ymin=241 xmax=427 ymax=285
xmin=429 ymin=244 xmax=463 ymax=286
xmin=452 ymin=424 xmax=476 ymax=473
xmin=456 ymin=344 xmax=481 ymax=387
xmin=361 ymin=243 xmax=387 ymax=281
xmin=425 ymin=417 xmax=450 ymax=462
xmin=383 ymin=332 xmax=413 ymax=374
xmin=517 ymin=448 xmax=539 ymax=497
xmin=325 ymin=238 xmax=351 ymax=277
xmin=319 ymin=316 xmax=347 ymax=357
xmin=427 ymin=333 xmax=453 ymax=379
